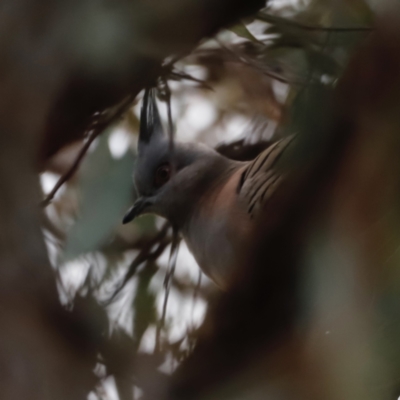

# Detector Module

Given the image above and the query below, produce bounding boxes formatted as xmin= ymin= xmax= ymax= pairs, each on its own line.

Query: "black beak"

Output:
xmin=122 ymin=198 xmax=151 ymax=224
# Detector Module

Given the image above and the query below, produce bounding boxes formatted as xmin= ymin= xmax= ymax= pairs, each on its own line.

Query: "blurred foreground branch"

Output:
xmin=166 ymin=12 xmax=400 ymax=400
xmin=40 ymin=0 xmax=266 ymax=163
xmin=0 ymin=0 xmax=268 ymax=398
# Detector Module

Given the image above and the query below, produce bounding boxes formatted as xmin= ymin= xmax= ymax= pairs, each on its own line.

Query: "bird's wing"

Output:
xmin=237 ymin=136 xmax=294 ymax=217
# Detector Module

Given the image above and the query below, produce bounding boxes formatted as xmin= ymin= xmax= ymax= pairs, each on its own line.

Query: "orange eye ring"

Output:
xmin=154 ymin=163 xmax=171 ymax=188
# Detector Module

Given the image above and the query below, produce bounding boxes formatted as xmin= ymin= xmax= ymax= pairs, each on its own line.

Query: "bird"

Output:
xmin=123 ymin=88 xmax=294 ymax=289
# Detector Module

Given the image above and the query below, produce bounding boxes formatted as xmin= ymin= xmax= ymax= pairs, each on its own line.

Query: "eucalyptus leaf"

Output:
xmin=63 ymin=130 xmax=135 ymax=261
xmin=133 ymin=263 xmax=158 ymax=350
xmin=286 ymin=82 xmax=335 ymax=167
xmin=306 ymin=49 xmax=341 ymax=77
xmin=229 ymin=21 xmax=260 ymax=43
xmin=262 ymin=46 xmax=310 ymax=82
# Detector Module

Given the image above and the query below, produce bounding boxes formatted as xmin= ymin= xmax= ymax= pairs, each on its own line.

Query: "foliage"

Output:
xmin=39 ymin=0 xmax=380 ymax=399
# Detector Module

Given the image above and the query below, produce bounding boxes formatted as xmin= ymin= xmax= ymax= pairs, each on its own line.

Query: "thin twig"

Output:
xmin=104 ymin=222 xmax=171 ymax=305
xmin=193 ymin=270 xmax=202 ymax=304
xmin=191 ymin=270 xmax=202 ymax=328
xmin=155 ymin=227 xmax=180 ymax=353
xmin=41 ymin=95 xmax=135 ymax=207
xmin=41 ymin=211 xmax=66 ymax=242
xmin=216 ymin=38 xmax=290 ymax=83
xmin=41 ymin=130 xmax=100 ymax=207
xmin=256 ymin=12 xmax=374 ymax=32
xmin=169 ymin=70 xmax=214 ymax=91
xmin=161 ymin=79 xmax=175 ymax=153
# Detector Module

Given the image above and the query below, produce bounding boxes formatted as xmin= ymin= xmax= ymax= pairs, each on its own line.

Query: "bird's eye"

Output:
xmin=154 ymin=163 xmax=171 ymax=188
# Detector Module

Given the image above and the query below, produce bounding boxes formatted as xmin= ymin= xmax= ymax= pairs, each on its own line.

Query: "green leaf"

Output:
xmin=285 ymin=82 xmax=335 ymax=167
xmin=261 ymin=46 xmax=310 ymax=82
xmin=63 ymin=129 xmax=135 ymax=261
xmin=229 ymin=21 xmax=260 ymax=43
xmin=306 ymin=48 xmax=341 ymax=76
xmin=133 ymin=263 xmax=158 ymax=349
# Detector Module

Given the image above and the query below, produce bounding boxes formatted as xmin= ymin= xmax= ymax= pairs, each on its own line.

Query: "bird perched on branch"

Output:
xmin=123 ymin=88 xmax=294 ymax=289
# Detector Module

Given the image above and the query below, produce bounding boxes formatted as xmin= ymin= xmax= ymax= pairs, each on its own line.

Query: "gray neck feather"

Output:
xmin=164 ymin=142 xmax=240 ymax=228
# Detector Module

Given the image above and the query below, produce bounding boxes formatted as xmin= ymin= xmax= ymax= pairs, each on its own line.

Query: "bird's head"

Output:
xmin=123 ymin=88 xmax=233 ymax=227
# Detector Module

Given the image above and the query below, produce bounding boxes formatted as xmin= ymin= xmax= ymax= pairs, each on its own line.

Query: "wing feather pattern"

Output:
xmin=238 ymin=136 xmax=294 ymax=217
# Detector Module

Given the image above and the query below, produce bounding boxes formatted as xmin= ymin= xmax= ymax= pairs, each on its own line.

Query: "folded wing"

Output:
xmin=238 ymin=136 xmax=294 ymax=217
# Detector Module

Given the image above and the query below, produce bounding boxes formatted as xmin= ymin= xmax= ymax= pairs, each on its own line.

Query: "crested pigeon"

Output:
xmin=123 ymin=88 xmax=294 ymax=289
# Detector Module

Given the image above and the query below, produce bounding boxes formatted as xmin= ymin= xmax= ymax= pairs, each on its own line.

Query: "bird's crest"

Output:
xmin=138 ymin=88 xmax=165 ymax=152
